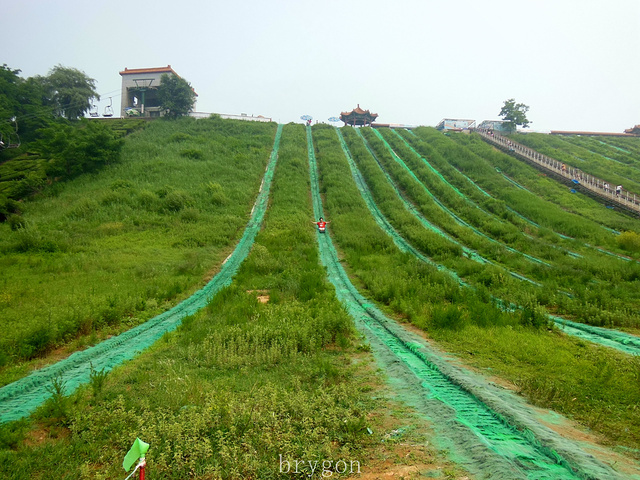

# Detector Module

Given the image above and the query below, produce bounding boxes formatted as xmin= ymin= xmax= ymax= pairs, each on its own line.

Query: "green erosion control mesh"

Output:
xmin=0 ymin=124 xmax=284 ymax=424
xmin=345 ymin=127 xmax=543 ymax=288
xmin=553 ymin=316 xmax=640 ymax=356
xmin=350 ymin=128 xmax=640 ymax=357
xmin=381 ymin=129 xmax=585 ymax=262
xmin=307 ymin=126 xmax=623 ymax=480
xmin=393 ymin=129 xmax=580 ymax=256
xmin=332 ymin=128 xmax=466 ymax=286
xmin=404 ymin=130 xmax=635 ymax=262
xmin=364 ymin=128 xmax=549 ymax=268
xmin=341 ymin=128 xmax=487 ymax=265
xmin=388 ymin=128 xmax=467 ymax=200
xmin=403 ymin=129 xmax=578 ymax=241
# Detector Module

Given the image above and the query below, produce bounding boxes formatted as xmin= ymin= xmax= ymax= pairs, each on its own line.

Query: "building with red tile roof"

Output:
xmin=119 ymin=65 xmax=197 ymax=117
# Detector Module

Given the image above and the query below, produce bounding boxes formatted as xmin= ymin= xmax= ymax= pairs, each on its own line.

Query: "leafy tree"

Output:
xmin=157 ymin=73 xmax=196 ymax=119
xmin=499 ymin=98 xmax=530 ymax=133
xmin=41 ymin=65 xmax=99 ymax=120
xmin=0 ymin=65 xmax=51 ymax=155
xmin=0 ymin=65 xmax=22 ymax=120
xmin=0 ymin=65 xmax=25 ymax=147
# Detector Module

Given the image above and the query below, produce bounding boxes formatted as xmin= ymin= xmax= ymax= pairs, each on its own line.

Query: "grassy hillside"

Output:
xmin=0 ymin=117 xmax=277 ymax=383
xmin=0 ymin=122 xmax=469 ymax=480
xmin=1 ymin=120 xmax=639 ymax=478
xmin=511 ymin=132 xmax=640 ymax=196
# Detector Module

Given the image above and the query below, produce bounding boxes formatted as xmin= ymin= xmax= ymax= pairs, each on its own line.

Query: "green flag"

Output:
xmin=123 ymin=437 xmax=149 ymax=471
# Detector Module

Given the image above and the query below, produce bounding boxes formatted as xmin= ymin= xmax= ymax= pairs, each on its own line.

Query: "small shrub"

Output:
xmin=519 ymin=302 xmax=551 ymax=329
xmin=618 ymin=231 xmax=640 ymax=253
xmin=99 ymin=190 xmax=129 ymax=207
xmin=155 ymin=185 xmax=173 ymax=198
xmin=0 ymin=196 xmax=20 ymax=221
xmin=180 ymin=207 xmax=200 ymax=223
xmin=12 ymin=227 xmax=65 ymax=253
xmin=431 ymin=304 xmax=467 ymax=330
xmin=89 ymin=363 xmax=109 ymax=399
xmin=162 ymin=190 xmax=193 ymax=212
xmin=42 ymin=376 xmax=70 ymax=425
xmin=136 ymin=189 xmax=159 ymax=210
xmin=69 ymin=198 xmax=98 ymax=220
xmin=168 ymin=132 xmax=192 ymax=143
xmin=0 ymin=420 xmax=28 ymax=449
xmin=7 ymin=213 xmax=25 ymax=231
xmin=110 ymin=179 xmax=134 ymax=191
xmin=180 ymin=148 xmax=204 ymax=160
xmin=206 ymin=181 xmax=229 ymax=206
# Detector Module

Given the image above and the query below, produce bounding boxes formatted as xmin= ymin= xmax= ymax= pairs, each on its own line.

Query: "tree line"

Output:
xmin=0 ymin=64 xmax=132 ymax=222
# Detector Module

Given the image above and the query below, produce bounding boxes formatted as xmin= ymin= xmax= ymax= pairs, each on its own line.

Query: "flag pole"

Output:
xmin=123 ymin=438 xmax=149 ymax=479
xmin=139 ymin=458 xmax=146 ymax=480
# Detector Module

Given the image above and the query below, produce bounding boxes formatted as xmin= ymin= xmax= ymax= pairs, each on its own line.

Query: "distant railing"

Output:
xmin=189 ymin=112 xmax=273 ymax=122
xmin=476 ymin=129 xmax=640 ymax=215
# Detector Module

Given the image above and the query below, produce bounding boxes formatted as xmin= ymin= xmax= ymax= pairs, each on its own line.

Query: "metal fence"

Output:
xmin=476 ymin=129 xmax=640 ymax=215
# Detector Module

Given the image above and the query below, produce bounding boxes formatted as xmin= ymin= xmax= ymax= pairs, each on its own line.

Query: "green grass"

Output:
xmin=0 ymin=122 xmax=426 ymax=480
xmin=312 ymin=123 xmax=640 ymax=453
xmin=0 ymin=117 xmax=277 ymax=379
xmin=1 ymin=120 xmax=640 ymax=477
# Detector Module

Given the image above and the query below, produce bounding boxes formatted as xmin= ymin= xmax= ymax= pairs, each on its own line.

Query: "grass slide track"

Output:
xmin=332 ymin=127 xmax=467 ymax=285
xmin=307 ymin=126 xmax=624 ymax=479
xmin=363 ymin=128 xmax=550 ymax=268
xmin=404 ymin=130 xmax=580 ymax=240
xmin=0 ymin=124 xmax=284 ymax=424
xmin=337 ymin=128 xmax=640 ymax=357
xmin=357 ymin=130 xmax=551 ymax=270
xmin=404 ymin=130 xmax=634 ymax=259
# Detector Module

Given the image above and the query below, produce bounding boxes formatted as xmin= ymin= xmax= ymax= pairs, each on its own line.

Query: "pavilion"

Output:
xmin=340 ymin=105 xmax=378 ymax=127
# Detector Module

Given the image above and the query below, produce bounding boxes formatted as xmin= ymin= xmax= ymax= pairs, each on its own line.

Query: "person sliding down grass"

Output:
xmin=313 ymin=217 xmax=329 ymax=233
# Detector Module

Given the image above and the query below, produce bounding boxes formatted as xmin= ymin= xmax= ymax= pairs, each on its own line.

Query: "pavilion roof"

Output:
xmin=340 ymin=104 xmax=378 ymax=117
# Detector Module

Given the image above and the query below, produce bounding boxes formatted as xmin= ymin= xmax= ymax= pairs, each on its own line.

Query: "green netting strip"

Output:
xmin=364 ymin=129 xmax=550 ymax=268
xmin=306 ymin=126 xmax=616 ymax=480
xmin=385 ymin=128 xmax=467 ymax=200
xmin=331 ymin=128 xmax=466 ymax=285
xmin=395 ymin=129 xmax=568 ymax=241
xmin=0 ymin=124 xmax=284 ymax=424
xmin=402 ymin=131 xmax=590 ymax=255
xmin=336 ymin=128 xmax=484 ymax=266
xmin=402 ymin=129 xmax=577 ymax=241
xmin=353 ymin=129 xmax=548 ymax=289
xmin=354 ymin=127 xmax=639 ymax=355
xmin=552 ymin=316 xmax=640 ymax=356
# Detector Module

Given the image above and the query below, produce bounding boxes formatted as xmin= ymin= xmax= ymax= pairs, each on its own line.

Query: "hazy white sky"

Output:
xmin=3 ymin=0 xmax=639 ymax=132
